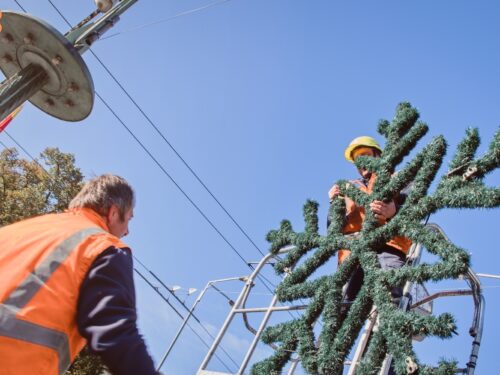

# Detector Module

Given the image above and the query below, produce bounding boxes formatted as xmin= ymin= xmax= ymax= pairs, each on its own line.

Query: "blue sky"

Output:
xmin=2 ymin=1 xmax=499 ymax=374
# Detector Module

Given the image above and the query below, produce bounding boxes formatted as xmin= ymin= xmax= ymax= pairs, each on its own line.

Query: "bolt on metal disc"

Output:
xmin=0 ymin=11 xmax=94 ymax=121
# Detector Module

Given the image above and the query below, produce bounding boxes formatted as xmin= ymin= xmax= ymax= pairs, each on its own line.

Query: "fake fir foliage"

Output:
xmin=251 ymin=103 xmax=500 ymax=375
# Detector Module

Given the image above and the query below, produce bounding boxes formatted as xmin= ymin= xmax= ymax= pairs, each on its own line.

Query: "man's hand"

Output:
xmin=370 ymin=200 xmax=396 ymax=222
xmin=328 ymin=184 xmax=341 ymax=202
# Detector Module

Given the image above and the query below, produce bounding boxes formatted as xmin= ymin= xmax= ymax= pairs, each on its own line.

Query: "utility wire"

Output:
xmin=211 ymin=284 xmax=235 ymax=303
xmin=133 ymin=256 xmax=240 ymax=370
xmin=89 ymin=50 xmax=266 ymax=258
xmin=46 ymin=0 xmax=266 ymax=258
xmin=3 ymin=130 xmax=38 ymax=162
xmin=44 ymin=0 xmax=286 ymax=305
xmin=90 ymin=7 xmax=294 ymax=313
xmin=16 ymin=0 xmax=286 ymax=331
xmin=0 ymin=139 xmax=10 ymax=150
xmin=46 ymin=0 xmax=71 ymax=24
xmin=134 ymin=268 xmax=237 ymax=373
xmin=101 ymin=0 xmax=232 ymax=41
xmin=133 ymin=268 xmax=184 ymax=320
xmin=0 ymin=133 xmax=238 ymax=373
xmin=94 ymin=91 xmax=277 ymax=366
xmin=26 ymin=0 xmax=300 ymax=348
xmin=43 ymin=0 xmax=261 ymax=275
xmin=94 ymin=90 xmax=249 ymax=265
xmin=13 ymin=0 xmax=26 ymax=12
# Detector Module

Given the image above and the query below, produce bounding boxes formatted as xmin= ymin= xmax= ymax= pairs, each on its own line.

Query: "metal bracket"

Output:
xmin=0 ymin=11 xmax=93 ymax=121
xmin=69 ymin=0 xmax=138 ymax=54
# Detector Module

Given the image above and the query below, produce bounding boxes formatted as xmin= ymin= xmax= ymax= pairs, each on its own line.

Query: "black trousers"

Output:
xmin=342 ymin=246 xmax=406 ymax=305
xmin=341 ymin=246 xmax=406 ymax=375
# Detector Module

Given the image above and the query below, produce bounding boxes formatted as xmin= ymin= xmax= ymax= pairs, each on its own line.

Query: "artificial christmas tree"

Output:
xmin=252 ymin=103 xmax=499 ymax=375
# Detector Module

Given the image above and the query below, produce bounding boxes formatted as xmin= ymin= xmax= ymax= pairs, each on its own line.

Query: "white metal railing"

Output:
xmin=195 ymin=224 xmax=484 ymax=375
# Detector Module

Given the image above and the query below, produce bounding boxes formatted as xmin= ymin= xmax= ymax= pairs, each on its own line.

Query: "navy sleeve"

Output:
xmin=77 ymin=247 xmax=157 ymax=375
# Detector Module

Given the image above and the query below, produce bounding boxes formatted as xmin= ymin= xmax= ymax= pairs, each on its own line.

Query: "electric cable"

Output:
xmin=17 ymin=0 xmax=303 ymax=353
xmin=89 ymin=49 xmax=267 ymax=258
xmin=133 ymin=268 xmax=184 ymax=320
xmin=132 ymin=256 xmax=240 ymax=370
xmin=46 ymin=0 xmax=266 ymax=258
xmin=2 ymin=123 xmax=244 ymax=371
xmin=13 ymin=0 xmax=26 ymax=12
xmin=211 ymin=284 xmax=235 ymax=303
xmin=3 ymin=129 xmax=38 ymax=162
xmin=94 ymin=90 xmax=249 ymax=265
xmin=134 ymin=268 xmax=237 ymax=373
xmin=2 ymin=124 xmax=246 ymax=371
xmin=43 ymin=0 xmax=289 ymax=312
xmin=44 ymin=0 xmax=289 ymax=319
xmin=101 ymin=0 xmax=232 ymax=40
xmin=0 ymin=136 xmax=238 ymax=373
xmin=43 ymin=0 xmax=262 ymax=273
xmin=5 ymin=119 xmax=245 ymax=371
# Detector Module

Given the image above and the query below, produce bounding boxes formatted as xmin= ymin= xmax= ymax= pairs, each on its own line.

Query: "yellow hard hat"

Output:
xmin=344 ymin=136 xmax=383 ymax=162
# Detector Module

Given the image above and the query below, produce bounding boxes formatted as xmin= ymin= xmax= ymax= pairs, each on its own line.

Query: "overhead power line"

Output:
xmin=89 ymin=53 xmax=267 ymax=259
xmin=13 ymin=0 xmax=281 ymax=356
xmin=40 ymin=0 xmax=258 ymax=265
xmin=132 ymin=255 xmax=240 ymax=370
xmin=94 ymin=90 xmax=250 ymax=265
xmin=12 ymin=0 xmax=279 ymax=292
xmin=3 ymin=129 xmax=38 ymax=162
xmin=46 ymin=0 xmax=266 ymax=258
xmin=13 ymin=0 xmax=302 ymax=347
xmin=13 ymin=0 xmax=26 ymax=12
xmin=101 ymin=0 xmax=232 ymax=41
xmin=28 ymin=0 xmax=300 ymax=316
xmin=6 ymin=2 xmax=304 ymax=331
xmin=43 ymin=0 xmax=289 ymax=309
xmin=0 ymin=136 xmax=238 ymax=373
xmin=3 ymin=0 xmax=328 ymax=368
xmin=133 ymin=267 xmax=238 ymax=372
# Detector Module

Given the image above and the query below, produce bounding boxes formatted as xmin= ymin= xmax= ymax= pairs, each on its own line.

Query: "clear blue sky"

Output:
xmin=2 ymin=1 xmax=499 ymax=374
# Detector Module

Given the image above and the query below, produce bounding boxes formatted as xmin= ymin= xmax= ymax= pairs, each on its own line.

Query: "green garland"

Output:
xmin=251 ymin=103 xmax=500 ymax=375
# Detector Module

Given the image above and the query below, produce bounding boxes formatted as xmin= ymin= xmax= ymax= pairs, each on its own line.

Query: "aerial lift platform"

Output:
xmin=194 ymin=223 xmax=484 ymax=375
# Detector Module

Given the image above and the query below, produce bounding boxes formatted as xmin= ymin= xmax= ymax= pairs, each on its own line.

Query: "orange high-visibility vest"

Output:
xmin=0 ymin=208 xmax=127 ymax=375
xmin=337 ymin=174 xmax=412 ymax=264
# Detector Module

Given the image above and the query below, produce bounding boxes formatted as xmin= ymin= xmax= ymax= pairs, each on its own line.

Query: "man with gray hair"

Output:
xmin=0 ymin=174 xmax=159 ymax=375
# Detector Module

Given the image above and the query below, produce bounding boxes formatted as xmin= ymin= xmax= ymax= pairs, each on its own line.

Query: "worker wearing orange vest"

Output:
xmin=0 ymin=174 xmax=160 ymax=375
xmin=328 ymin=136 xmax=412 ymax=310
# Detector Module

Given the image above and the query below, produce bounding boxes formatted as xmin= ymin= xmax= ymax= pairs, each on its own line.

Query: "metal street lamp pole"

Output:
xmin=157 ymin=276 xmax=246 ymax=372
xmin=0 ymin=1 xmax=138 ymax=123
xmin=0 ymin=64 xmax=48 ymax=121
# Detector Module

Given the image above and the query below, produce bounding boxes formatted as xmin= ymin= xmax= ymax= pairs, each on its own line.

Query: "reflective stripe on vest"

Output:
xmin=0 ymin=227 xmax=106 ymax=375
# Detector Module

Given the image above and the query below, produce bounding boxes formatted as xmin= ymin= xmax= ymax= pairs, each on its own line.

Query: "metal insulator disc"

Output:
xmin=0 ymin=11 xmax=94 ymax=122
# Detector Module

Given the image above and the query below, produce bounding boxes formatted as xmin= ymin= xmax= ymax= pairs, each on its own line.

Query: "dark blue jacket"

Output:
xmin=77 ymin=247 xmax=158 ymax=375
